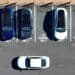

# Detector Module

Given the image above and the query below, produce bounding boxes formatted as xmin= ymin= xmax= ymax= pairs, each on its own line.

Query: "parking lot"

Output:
xmin=0 ymin=4 xmax=75 ymax=75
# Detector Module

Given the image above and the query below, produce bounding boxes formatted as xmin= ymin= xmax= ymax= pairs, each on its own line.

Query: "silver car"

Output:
xmin=54 ymin=8 xmax=68 ymax=41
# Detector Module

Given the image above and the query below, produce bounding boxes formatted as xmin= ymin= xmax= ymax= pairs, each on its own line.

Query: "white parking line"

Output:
xmin=70 ymin=5 xmax=72 ymax=42
xmin=33 ymin=5 xmax=37 ymax=42
xmin=52 ymin=5 xmax=55 ymax=10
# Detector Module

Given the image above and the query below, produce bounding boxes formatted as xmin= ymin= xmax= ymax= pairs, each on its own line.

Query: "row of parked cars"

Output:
xmin=0 ymin=5 xmax=67 ymax=41
xmin=0 ymin=6 xmax=32 ymax=41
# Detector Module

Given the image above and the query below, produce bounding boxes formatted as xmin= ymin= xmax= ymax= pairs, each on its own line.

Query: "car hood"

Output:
xmin=17 ymin=56 xmax=27 ymax=69
xmin=55 ymin=30 xmax=67 ymax=40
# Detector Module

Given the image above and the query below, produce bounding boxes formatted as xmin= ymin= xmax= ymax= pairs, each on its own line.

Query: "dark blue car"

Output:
xmin=0 ymin=7 xmax=14 ymax=41
xmin=16 ymin=8 xmax=32 ymax=40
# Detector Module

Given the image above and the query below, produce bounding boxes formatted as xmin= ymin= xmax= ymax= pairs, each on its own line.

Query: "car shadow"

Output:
xmin=43 ymin=10 xmax=58 ymax=41
xmin=11 ymin=57 xmax=21 ymax=71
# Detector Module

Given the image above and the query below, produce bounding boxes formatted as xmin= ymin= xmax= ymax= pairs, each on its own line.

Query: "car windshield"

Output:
xmin=42 ymin=59 xmax=46 ymax=66
xmin=56 ymin=28 xmax=66 ymax=32
xmin=21 ymin=9 xmax=31 ymax=27
xmin=4 ymin=9 xmax=11 ymax=27
xmin=57 ymin=10 xmax=65 ymax=28
xmin=26 ymin=58 xmax=30 ymax=67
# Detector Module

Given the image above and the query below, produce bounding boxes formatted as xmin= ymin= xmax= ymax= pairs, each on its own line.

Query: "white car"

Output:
xmin=54 ymin=8 xmax=68 ymax=41
xmin=12 ymin=56 xmax=50 ymax=70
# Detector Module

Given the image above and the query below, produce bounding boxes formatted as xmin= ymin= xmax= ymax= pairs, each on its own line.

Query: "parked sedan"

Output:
xmin=0 ymin=6 xmax=14 ymax=41
xmin=54 ymin=8 xmax=68 ymax=41
xmin=12 ymin=56 xmax=50 ymax=71
xmin=16 ymin=8 xmax=32 ymax=40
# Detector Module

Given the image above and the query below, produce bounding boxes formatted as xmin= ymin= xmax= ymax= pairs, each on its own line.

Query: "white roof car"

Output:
xmin=15 ymin=56 xmax=50 ymax=70
xmin=54 ymin=8 xmax=68 ymax=41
